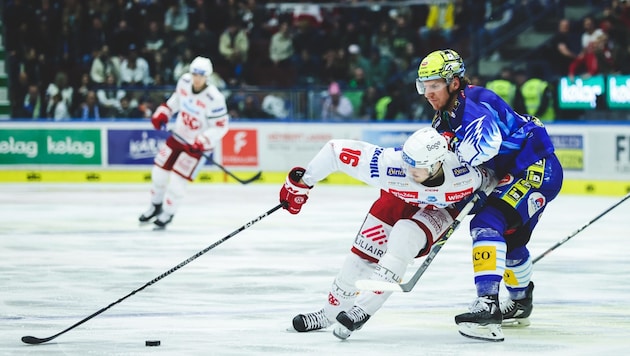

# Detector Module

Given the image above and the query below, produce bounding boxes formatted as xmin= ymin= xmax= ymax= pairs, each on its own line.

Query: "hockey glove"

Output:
xmin=184 ymin=136 xmax=211 ymax=155
xmin=151 ymin=104 xmax=172 ymax=130
xmin=279 ymin=167 xmax=312 ymax=214
xmin=452 ymin=190 xmax=488 ymax=215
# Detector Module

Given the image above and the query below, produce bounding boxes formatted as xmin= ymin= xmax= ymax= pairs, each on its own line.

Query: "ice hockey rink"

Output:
xmin=2 ymin=183 xmax=629 ymax=355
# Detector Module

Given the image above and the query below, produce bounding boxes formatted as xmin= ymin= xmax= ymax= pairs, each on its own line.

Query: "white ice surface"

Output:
xmin=1 ymin=183 xmax=629 ymax=355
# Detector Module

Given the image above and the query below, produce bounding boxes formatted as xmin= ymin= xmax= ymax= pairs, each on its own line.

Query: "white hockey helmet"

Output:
xmin=402 ymin=127 xmax=448 ymax=175
xmin=189 ymin=56 xmax=213 ymax=77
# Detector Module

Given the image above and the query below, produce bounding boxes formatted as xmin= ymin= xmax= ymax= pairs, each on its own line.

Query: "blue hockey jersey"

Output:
xmin=432 ymin=85 xmax=555 ymax=177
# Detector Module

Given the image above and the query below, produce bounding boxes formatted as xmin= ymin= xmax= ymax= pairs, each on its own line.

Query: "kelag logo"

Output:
xmin=0 ymin=129 xmax=101 ymax=164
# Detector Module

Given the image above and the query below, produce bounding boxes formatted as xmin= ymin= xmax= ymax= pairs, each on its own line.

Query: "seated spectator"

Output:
xmin=119 ymin=45 xmax=152 ymax=87
xmin=74 ymin=90 xmax=103 ymax=120
xmin=219 ymin=20 xmax=250 ymax=84
xmin=485 ymin=67 xmax=517 ymax=106
xmin=262 ymin=93 xmax=289 ymax=119
xmin=568 ymin=34 xmax=614 ymax=81
xmin=21 ymin=84 xmax=45 ymax=119
xmin=241 ymin=94 xmax=272 ymax=119
xmin=45 ymin=71 xmax=76 ymax=115
xmin=90 ymin=45 xmax=121 ymax=86
xmin=96 ymin=74 xmax=126 ymax=118
xmin=269 ymin=21 xmax=294 ymax=68
xmin=321 ymin=82 xmax=354 ymax=121
xmin=46 ymin=87 xmax=70 ymax=121
xmin=115 ymin=95 xmax=145 ymax=119
xmin=164 ymin=0 xmax=189 ymax=39
xmin=359 ymin=85 xmax=381 ymax=120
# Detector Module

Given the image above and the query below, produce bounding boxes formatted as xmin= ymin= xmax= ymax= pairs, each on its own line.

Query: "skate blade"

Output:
xmin=502 ymin=317 xmax=530 ymax=327
xmin=152 ymin=225 xmax=167 ymax=231
xmin=332 ymin=325 xmax=352 ymax=340
xmin=457 ymin=322 xmax=504 ymax=342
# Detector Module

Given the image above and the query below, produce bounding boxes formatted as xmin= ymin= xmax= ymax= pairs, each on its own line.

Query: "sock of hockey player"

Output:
xmin=333 ymin=306 xmax=370 ymax=340
xmin=455 ymin=295 xmax=504 ymax=342
xmin=500 ymin=281 xmax=534 ymax=327
xmin=292 ymin=309 xmax=332 ymax=332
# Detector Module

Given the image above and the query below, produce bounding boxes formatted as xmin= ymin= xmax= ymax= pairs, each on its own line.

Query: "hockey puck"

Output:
xmin=145 ymin=340 xmax=161 ymax=347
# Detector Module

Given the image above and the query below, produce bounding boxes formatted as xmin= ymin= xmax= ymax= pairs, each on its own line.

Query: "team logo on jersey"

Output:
xmin=445 ymin=187 xmax=473 ymax=202
xmin=497 ymin=174 xmax=514 ymax=186
xmin=387 ymin=167 xmax=405 ymax=177
xmin=527 ymin=192 xmax=546 ymax=217
xmin=452 ymin=166 xmax=469 ymax=176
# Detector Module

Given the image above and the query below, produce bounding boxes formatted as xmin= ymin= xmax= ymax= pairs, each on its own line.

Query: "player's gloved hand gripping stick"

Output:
xmin=169 ymin=130 xmax=262 ymax=184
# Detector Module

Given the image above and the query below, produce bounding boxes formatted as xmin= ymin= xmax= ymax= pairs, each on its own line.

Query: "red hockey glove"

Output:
xmin=279 ymin=167 xmax=312 ymax=214
xmin=151 ymin=104 xmax=172 ymax=130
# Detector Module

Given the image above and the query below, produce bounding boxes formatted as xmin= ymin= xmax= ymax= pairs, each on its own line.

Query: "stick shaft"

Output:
xmin=21 ymin=203 xmax=283 ymax=345
xmin=532 ymin=192 xmax=630 ymax=264
xmin=170 ymin=131 xmax=261 ymax=184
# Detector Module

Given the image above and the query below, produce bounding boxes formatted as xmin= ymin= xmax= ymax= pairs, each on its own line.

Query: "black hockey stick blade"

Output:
xmin=214 ymin=161 xmax=262 ymax=184
xmin=21 ymin=203 xmax=284 ymax=345
xmin=169 ymin=130 xmax=262 ymax=184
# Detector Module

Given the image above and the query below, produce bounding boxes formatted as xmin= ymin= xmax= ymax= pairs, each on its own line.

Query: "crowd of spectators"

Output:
xmin=4 ymin=0 xmax=627 ymax=121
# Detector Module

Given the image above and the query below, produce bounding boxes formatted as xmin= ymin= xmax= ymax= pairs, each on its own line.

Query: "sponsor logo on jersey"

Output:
xmin=527 ymin=192 xmax=546 ymax=217
xmin=452 ymin=166 xmax=470 ymax=176
xmin=196 ymin=99 xmax=206 ymax=109
xmin=386 ymin=180 xmax=409 ymax=188
xmin=388 ymin=189 xmax=419 ymax=202
xmin=370 ymin=147 xmax=384 ymax=178
xmin=386 ymin=166 xmax=405 ymax=177
xmin=445 ymin=187 xmax=473 ymax=202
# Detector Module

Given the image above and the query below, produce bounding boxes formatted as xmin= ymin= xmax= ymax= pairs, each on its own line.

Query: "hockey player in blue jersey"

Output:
xmin=415 ymin=49 xmax=563 ymax=342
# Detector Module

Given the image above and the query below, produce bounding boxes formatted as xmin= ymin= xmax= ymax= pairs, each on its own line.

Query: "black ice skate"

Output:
xmin=455 ymin=295 xmax=504 ymax=342
xmin=501 ymin=281 xmax=534 ymax=327
xmin=333 ymin=306 xmax=370 ymax=340
xmin=139 ymin=203 xmax=162 ymax=224
xmin=153 ymin=212 xmax=173 ymax=230
xmin=291 ymin=309 xmax=332 ymax=332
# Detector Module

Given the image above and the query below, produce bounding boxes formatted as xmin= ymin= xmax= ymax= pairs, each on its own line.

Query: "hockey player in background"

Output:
xmin=415 ymin=49 xmax=563 ymax=341
xmin=279 ymin=127 xmax=497 ymax=339
xmin=139 ymin=56 xmax=229 ymax=229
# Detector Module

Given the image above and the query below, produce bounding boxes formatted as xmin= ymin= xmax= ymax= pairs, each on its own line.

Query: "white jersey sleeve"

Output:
xmin=168 ymin=73 xmax=229 ymax=149
xmin=302 ymin=139 xmax=491 ymax=209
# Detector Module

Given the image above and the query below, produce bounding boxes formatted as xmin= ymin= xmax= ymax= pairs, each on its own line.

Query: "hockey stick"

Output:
xmin=355 ymin=193 xmax=482 ymax=293
xmin=170 ymin=131 xmax=262 ymax=184
xmin=532 ymin=192 xmax=630 ymax=264
xmin=21 ymin=203 xmax=284 ymax=345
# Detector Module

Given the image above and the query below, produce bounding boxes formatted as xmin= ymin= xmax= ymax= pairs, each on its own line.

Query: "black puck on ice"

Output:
xmin=145 ymin=340 xmax=161 ymax=347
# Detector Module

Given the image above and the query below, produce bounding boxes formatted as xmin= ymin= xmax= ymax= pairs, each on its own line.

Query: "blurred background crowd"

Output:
xmin=3 ymin=0 xmax=629 ymax=121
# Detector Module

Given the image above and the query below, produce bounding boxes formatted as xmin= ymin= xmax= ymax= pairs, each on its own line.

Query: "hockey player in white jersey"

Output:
xmin=279 ymin=127 xmax=496 ymax=339
xmin=139 ymin=56 xmax=229 ymax=229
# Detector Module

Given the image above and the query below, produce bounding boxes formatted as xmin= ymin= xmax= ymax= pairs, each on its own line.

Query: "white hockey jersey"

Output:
xmin=167 ymin=73 xmax=229 ymax=150
xmin=302 ymin=139 xmax=495 ymax=209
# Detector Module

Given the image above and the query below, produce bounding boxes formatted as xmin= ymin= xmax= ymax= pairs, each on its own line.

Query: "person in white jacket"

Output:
xmin=138 ymin=56 xmax=229 ymax=229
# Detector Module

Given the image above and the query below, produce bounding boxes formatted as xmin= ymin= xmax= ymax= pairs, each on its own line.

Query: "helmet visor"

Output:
xmin=416 ymin=78 xmax=448 ymax=95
